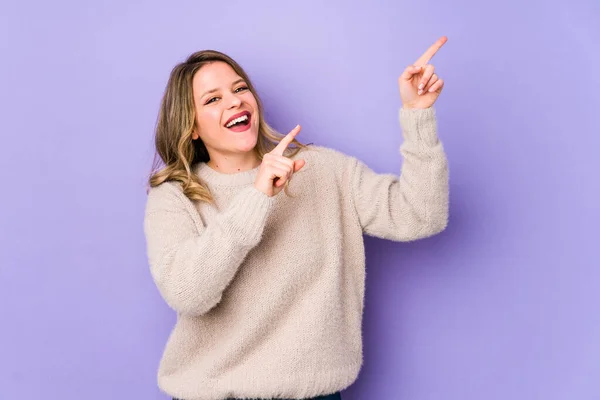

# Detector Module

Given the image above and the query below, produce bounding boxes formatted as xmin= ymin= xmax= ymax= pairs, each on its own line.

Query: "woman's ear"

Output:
xmin=192 ymin=129 xmax=199 ymax=140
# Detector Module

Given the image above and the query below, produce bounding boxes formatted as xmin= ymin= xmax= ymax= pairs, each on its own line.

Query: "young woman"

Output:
xmin=144 ymin=36 xmax=449 ymax=400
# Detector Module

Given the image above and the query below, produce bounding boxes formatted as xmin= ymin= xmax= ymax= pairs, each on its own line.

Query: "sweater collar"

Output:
xmin=194 ymin=162 xmax=259 ymax=187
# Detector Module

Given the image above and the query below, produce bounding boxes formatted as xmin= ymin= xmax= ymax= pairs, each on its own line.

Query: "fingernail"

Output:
xmin=428 ymin=87 xmax=435 ymax=92
xmin=418 ymin=89 xmax=423 ymax=95
xmin=418 ymin=83 xmax=424 ymax=90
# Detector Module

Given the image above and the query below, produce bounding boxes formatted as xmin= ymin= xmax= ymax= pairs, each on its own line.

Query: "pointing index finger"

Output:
xmin=272 ymin=124 xmax=301 ymax=156
xmin=414 ymin=36 xmax=448 ymax=67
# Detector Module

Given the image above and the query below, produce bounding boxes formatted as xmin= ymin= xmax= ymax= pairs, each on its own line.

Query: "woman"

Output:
xmin=144 ymin=36 xmax=449 ymax=400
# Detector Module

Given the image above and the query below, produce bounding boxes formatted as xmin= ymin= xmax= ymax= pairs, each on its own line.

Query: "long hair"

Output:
xmin=148 ymin=50 xmax=304 ymax=202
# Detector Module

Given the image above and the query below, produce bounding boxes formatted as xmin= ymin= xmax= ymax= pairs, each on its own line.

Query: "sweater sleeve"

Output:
xmin=143 ymin=183 xmax=274 ymax=316
xmin=349 ymin=106 xmax=449 ymax=241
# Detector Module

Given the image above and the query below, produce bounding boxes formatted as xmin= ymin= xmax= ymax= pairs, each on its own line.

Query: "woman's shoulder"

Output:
xmin=147 ymin=179 xmax=183 ymax=197
xmin=293 ymin=144 xmax=356 ymax=169
xmin=287 ymin=145 xmax=361 ymax=190
xmin=145 ymin=180 xmax=189 ymax=214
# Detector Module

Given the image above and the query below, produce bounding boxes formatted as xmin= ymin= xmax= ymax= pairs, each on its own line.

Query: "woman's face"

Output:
xmin=191 ymin=61 xmax=260 ymax=159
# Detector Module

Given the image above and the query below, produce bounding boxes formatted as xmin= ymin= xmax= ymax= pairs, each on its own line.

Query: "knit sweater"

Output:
xmin=143 ymin=106 xmax=449 ymax=400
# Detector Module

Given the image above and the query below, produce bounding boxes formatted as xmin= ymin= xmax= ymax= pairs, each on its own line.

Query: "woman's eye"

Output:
xmin=205 ymin=97 xmax=218 ymax=105
xmin=235 ymin=86 xmax=249 ymax=93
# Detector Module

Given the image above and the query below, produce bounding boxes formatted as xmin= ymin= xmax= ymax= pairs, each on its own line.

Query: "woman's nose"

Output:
xmin=225 ymin=92 xmax=242 ymax=108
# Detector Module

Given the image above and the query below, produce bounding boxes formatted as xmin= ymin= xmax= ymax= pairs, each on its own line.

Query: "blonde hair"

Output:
xmin=148 ymin=50 xmax=304 ymax=202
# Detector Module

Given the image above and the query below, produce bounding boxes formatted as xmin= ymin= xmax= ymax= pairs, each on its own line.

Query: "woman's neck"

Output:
xmin=206 ymin=152 xmax=260 ymax=174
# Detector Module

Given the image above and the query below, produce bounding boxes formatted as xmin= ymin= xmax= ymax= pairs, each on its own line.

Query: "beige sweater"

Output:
xmin=143 ymin=106 xmax=449 ymax=400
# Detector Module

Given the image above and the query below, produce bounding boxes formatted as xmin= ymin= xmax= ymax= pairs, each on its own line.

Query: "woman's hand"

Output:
xmin=254 ymin=125 xmax=306 ymax=197
xmin=399 ymin=36 xmax=447 ymax=110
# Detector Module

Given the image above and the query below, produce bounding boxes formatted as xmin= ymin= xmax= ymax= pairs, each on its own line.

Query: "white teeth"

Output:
xmin=226 ymin=114 xmax=249 ymax=128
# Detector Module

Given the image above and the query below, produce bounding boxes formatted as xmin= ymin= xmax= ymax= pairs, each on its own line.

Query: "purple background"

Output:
xmin=1 ymin=0 xmax=599 ymax=399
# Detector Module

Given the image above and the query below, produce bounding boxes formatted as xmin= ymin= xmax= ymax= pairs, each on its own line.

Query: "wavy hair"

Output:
xmin=148 ymin=50 xmax=304 ymax=202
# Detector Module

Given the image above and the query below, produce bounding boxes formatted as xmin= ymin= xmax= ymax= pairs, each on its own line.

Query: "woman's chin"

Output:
xmin=236 ymin=136 xmax=258 ymax=153
xmin=225 ymin=124 xmax=258 ymax=153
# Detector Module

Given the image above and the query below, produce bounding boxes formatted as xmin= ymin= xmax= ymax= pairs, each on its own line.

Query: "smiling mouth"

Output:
xmin=225 ymin=112 xmax=251 ymax=129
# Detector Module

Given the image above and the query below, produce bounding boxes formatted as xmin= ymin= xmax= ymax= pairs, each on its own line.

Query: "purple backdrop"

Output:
xmin=1 ymin=0 xmax=599 ymax=399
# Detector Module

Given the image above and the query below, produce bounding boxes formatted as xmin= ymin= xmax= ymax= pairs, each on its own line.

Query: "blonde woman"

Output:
xmin=144 ymin=36 xmax=449 ymax=400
